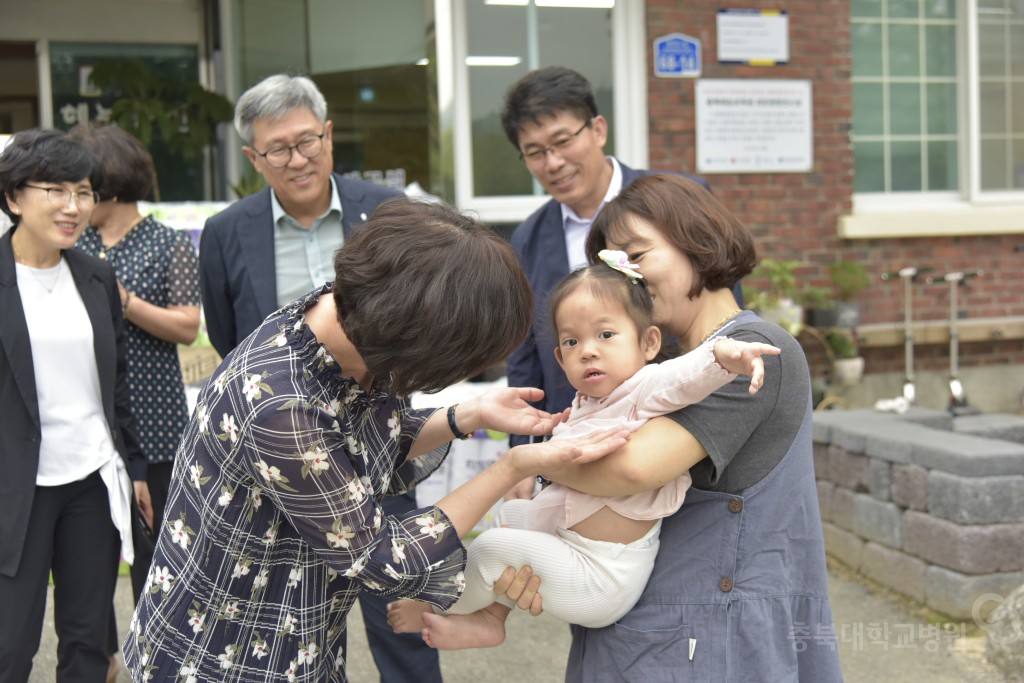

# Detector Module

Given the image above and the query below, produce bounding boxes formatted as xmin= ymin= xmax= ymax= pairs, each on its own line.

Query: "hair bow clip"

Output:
xmin=598 ymin=249 xmax=644 ymax=281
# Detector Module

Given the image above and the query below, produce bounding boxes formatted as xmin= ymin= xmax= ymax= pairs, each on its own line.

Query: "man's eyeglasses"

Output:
xmin=23 ymin=184 xmax=98 ymax=208
xmin=519 ymin=118 xmax=593 ymax=164
xmin=253 ymin=130 xmax=326 ymax=168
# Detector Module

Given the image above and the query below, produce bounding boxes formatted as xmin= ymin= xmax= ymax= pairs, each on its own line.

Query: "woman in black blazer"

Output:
xmin=0 ymin=129 xmax=152 ymax=682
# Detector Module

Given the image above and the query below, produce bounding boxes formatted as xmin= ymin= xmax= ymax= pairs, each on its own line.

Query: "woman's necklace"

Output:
xmin=12 ymin=244 xmax=63 ymax=294
xmin=699 ymin=309 xmax=742 ymax=345
xmin=98 ymin=215 xmax=143 ymax=260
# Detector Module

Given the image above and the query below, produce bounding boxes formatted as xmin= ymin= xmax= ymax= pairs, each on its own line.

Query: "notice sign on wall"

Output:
xmin=695 ymin=79 xmax=812 ymax=174
xmin=717 ymin=8 xmax=789 ymax=65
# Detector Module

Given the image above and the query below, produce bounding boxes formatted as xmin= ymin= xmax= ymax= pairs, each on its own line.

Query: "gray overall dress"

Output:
xmin=565 ymin=320 xmax=843 ymax=682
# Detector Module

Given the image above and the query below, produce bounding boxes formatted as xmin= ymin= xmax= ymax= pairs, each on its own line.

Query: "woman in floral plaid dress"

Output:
xmin=122 ymin=198 xmax=628 ymax=682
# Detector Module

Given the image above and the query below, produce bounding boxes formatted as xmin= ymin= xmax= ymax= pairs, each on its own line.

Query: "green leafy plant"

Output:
xmin=743 ymin=258 xmax=801 ymax=311
xmin=230 ymin=169 xmax=267 ymax=199
xmin=827 ymin=260 xmax=870 ymax=302
xmin=825 ymin=329 xmax=860 ymax=359
xmin=87 ymin=59 xmax=234 ymax=198
xmin=795 ymin=285 xmax=833 ymax=310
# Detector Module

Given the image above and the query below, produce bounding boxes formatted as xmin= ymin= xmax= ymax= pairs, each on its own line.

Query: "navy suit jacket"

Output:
xmin=506 ymin=162 xmax=739 ymax=447
xmin=199 ymin=173 xmax=403 ymax=358
xmin=0 ymin=229 xmax=145 ymax=577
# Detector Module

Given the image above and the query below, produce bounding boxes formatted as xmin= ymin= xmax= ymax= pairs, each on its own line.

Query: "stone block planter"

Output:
xmin=813 ymin=409 xmax=1024 ymax=620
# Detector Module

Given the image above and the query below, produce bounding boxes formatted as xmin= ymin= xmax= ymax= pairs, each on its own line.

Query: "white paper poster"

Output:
xmin=695 ymin=79 xmax=813 ymax=174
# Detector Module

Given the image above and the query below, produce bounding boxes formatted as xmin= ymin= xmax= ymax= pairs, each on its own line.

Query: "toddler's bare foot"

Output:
xmin=421 ymin=605 xmax=508 ymax=651
xmin=387 ymin=599 xmax=433 ymax=634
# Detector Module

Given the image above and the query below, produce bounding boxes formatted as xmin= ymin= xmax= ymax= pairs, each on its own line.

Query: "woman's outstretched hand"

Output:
xmin=506 ymin=426 xmax=630 ymax=477
xmin=462 ymin=387 xmax=569 ymax=437
xmin=711 ymin=338 xmax=782 ymax=394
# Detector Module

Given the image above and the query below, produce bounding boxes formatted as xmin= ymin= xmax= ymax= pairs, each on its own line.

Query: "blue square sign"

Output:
xmin=654 ymin=33 xmax=702 ymax=79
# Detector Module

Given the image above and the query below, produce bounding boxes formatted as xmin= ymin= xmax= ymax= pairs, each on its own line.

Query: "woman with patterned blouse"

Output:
xmin=121 ymin=198 xmax=629 ymax=682
xmin=71 ymin=125 xmax=201 ymax=588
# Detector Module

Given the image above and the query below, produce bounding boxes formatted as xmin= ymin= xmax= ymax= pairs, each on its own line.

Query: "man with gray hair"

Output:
xmin=200 ymin=73 xmax=402 ymax=357
xmin=198 ymin=73 xmax=442 ymax=683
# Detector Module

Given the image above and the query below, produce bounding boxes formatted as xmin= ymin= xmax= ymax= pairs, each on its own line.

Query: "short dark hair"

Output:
xmin=68 ymin=124 xmax=154 ymax=202
xmin=333 ymin=198 xmax=534 ymax=395
xmin=0 ymin=128 xmax=103 ymax=227
xmin=586 ymin=174 xmax=757 ymax=299
xmin=549 ymin=263 xmax=654 ymax=344
xmin=500 ymin=66 xmax=599 ymax=149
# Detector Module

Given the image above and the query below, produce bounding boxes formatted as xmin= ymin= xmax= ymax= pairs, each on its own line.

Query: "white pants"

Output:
xmin=446 ymin=499 xmax=661 ymax=628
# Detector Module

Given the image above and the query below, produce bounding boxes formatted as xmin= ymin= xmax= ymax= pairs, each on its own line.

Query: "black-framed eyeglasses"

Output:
xmin=519 ymin=118 xmax=593 ymax=164
xmin=253 ymin=130 xmax=326 ymax=168
xmin=23 ymin=184 xmax=99 ymax=208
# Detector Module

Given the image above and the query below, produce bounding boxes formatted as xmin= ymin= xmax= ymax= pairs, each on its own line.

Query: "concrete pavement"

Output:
xmin=30 ymin=556 xmax=1010 ymax=682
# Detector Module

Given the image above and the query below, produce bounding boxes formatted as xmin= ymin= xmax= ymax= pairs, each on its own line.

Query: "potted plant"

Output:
xmin=797 ymin=285 xmax=835 ymax=328
xmin=744 ymin=258 xmax=804 ymax=336
xmin=825 ymin=328 xmax=865 ymax=386
xmin=828 ymin=260 xmax=870 ymax=327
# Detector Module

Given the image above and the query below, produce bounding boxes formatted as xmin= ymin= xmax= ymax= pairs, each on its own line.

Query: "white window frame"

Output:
xmin=841 ymin=0 xmax=1024 ymax=238
xmin=448 ymin=0 xmax=648 ymax=225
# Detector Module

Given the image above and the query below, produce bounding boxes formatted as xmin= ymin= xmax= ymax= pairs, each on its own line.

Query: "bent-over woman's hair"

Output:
xmin=586 ymin=174 xmax=757 ymax=300
xmin=234 ymin=74 xmax=328 ymax=146
xmin=549 ymin=263 xmax=655 ymax=344
xmin=68 ymin=124 xmax=155 ymax=203
xmin=333 ymin=198 xmax=534 ymax=395
xmin=0 ymin=128 xmax=103 ymax=228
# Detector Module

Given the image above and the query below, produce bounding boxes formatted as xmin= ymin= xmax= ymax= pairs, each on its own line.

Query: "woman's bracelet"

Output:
xmin=446 ymin=404 xmax=472 ymax=440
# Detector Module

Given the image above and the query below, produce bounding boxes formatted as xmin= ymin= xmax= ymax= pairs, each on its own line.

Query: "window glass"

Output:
xmin=853 ymin=83 xmax=885 ymax=135
xmin=851 ymin=0 xmax=883 ymax=18
xmin=465 ymin=0 xmax=615 ymax=198
xmin=979 ymin=82 xmax=1008 ymax=135
xmin=234 ymin=0 xmax=438 ymax=197
xmin=891 ymin=140 xmax=923 ymax=191
xmin=924 ymin=0 xmax=955 ymax=19
xmin=928 ymin=139 xmax=957 ymax=190
xmin=978 ymin=23 xmax=1007 ymax=77
xmin=926 ymin=82 xmax=957 ymax=135
xmin=924 ymin=25 xmax=956 ymax=76
xmin=888 ymin=0 xmax=920 ymax=19
xmin=49 ymin=42 xmax=202 ymax=202
xmin=889 ymin=24 xmax=921 ymax=78
xmin=236 ymin=0 xmax=308 ymax=85
xmin=854 ymin=141 xmax=886 ymax=192
xmin=852 ymin=23 xmax=884 ymax=77
xmin=889 ymin=83 xmax=922 ymax=135
xmin=977 ymin=1 xmax=1024 ymax=190
xmin=851 ymin=0 xmax=959 ymax=193
xmin=981 ymin=139 xmax=1008 ymax=189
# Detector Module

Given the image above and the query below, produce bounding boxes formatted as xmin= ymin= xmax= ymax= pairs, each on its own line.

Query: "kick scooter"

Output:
xmin=880 ymin=266 xmax=932 ymax=406
xmin=927 ymin=269 xmax=983 ymax=415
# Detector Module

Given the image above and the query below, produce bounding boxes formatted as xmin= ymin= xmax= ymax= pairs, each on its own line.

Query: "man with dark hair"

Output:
xmin=199 ymin=73 xmax=443 ymax=683
xmin=501 ymin=67 xmax=737 ymax=467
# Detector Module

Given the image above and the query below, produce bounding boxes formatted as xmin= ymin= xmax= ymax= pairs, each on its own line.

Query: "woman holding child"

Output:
xmin=502 ymin=174 xmax=843 ymax=681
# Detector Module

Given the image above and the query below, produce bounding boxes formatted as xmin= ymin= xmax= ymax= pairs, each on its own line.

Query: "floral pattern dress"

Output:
xmin=122 ymin=286 xmax=467 ymax=682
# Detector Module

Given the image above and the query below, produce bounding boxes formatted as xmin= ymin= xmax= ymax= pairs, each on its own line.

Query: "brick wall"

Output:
xmin=644 ymin=1 xmax=1024 ymax=376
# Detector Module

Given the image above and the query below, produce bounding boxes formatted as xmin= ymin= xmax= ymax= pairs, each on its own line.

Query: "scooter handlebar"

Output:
xmin=881 ymin=266 xmax=934 ymax=281
xmin=926 ymin=269 xmax=983 ymax=284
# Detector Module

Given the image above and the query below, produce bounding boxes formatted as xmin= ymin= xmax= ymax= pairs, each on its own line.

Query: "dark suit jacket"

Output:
xmin=506 ymin=162 xmax=737 ymax=447
xmin=0 ymin=229 xmax=145 ymax=577
xmin=199 ymin=173 xmax=403 ymax=358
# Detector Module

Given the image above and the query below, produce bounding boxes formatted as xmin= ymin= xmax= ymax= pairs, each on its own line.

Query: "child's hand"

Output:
xmin=712 ymin=338 xmax=782 ymax=394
